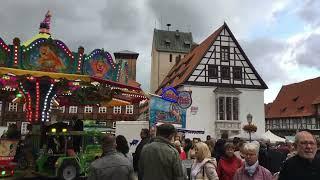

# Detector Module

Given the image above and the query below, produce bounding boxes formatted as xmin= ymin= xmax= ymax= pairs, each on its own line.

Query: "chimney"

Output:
xmin=166 ymin=24 xmax=171 ymax=31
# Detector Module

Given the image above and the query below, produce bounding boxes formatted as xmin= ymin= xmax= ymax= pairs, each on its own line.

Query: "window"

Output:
xmin=7 ymin=122 xmax=16 ymax=127
xmin=233 ymin=97 xmax=239 ymax=120
xmin=218 ymin=97 xmax=225 ymax=120
xmin=208 ymin=65 xmax=218 ymax=78
xmin=21 ymin=122 xmax=30 ymax=135
xmin=99 ymin=107 xmax=107 ymax=113
xmin=126 ymin=105 xmax=134 ymax=114
xmin=69 ymin=106 xmax=78 ymax=113
xmin=233 ymin=67 xmax=242 ymax=80
xmin=23 ymin=103 xmax=27 ymax=112
xmin=226 ymin=97 xmax=232 ymax=120
xmin=169 ymin=54 xmax=172 ymax=62
xmin=84 ymin=106 xmax=93 ymax=113
xmin=217 ymin=96 xmax=239 ymax=121
xmin=221 ymin=66 xmax=230 ymax=79
xmin=175 ymin=55 xmax=181 ymax=64
xmin=59 ymin=106 xmax=65 ymax=113
xmin=8 ymin=103 xmax=18 ymax=112
xmin=165 ymin=39 xmax=171 ymax=48
xmin=221 ymin=46 xmax=230 ymax=61
xmin=113 ymin=106 xmax=121 ymax=114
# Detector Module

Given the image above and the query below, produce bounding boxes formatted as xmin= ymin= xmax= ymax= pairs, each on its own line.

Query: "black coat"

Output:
xmin=279 ymin=155 xmax=320 ymax=180
xmin=133 ymin=137 xmax=150 ymax=172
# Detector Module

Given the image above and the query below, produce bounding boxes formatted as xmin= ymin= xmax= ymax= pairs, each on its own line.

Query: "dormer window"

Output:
xmin=165 ymin=39 xmax=171 ymax=48
xmin=184 ymin=41 xmax=191 ymax=48
xmin=281 ymin=107 xmax=287 ymax=113
xmin=221 ymin=46 xmax=230 ymax=61
xmin=298 ymin=106 xmax=304 ymax=111
xmin=293 ymin=96 xmax=299 ymax=102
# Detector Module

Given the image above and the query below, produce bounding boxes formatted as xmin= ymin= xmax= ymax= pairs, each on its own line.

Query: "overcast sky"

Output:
xmin=1 ymin=0 xmax=319 ymax=103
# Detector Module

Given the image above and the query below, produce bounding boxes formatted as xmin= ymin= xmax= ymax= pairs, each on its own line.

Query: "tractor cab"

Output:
xmin=36 ymin=127 xmax=103 ymax=180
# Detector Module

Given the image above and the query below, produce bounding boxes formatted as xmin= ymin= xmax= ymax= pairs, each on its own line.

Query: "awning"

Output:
xmin=262 ymin=130 xmax=286 ymax=143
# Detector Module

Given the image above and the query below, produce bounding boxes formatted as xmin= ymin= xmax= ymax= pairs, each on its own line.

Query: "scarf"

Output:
xmin=244 ymin=161 xmax=259 ymax=176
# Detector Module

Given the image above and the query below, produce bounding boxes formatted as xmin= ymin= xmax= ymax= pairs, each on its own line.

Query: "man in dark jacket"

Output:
xmin=133 ymin=128 xmax=150 ymax=180
xmin=88 ymin=134 xmax=135 ymax=180
xmin=139 ymin=123 xmax=184 ymax=180
xmin=279 ymin=131 xmax=320 ymax=180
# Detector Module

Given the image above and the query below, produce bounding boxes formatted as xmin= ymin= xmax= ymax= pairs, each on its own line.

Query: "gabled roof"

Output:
xmin=153 ymin=29 xmax=193 ymax=53
xmin=155 ymin=23 xmax=267 ymax=94
xmin=266 ymin=77 xmax=320 ymax=119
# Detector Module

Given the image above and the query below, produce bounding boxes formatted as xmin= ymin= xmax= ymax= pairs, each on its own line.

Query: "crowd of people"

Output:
xmin=87 ymin=123 xmax=320 ymax=180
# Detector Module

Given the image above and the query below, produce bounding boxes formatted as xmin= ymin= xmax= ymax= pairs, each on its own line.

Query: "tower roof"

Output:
xmin=153 ymin=29 xmax=193 ymax=53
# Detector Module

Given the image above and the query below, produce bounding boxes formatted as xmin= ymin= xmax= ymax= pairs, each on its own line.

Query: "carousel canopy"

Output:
xmin=0 ymin=67 xmax=90 ymax=81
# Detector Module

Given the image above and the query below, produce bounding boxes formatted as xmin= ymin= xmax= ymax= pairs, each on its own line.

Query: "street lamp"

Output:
xmin=247 ymin=114 xmax=253 ymax=142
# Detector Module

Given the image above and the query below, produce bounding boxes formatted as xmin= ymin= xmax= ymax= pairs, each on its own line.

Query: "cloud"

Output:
xmin=297 ymin=0 xmax=320 ymax=26
xmin=293 ymin=32 xmax=320 ymax=68
xmin=240 ymin=38 xmax=288 ymax=83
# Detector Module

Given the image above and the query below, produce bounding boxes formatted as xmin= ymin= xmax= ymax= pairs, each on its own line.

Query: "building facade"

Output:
xmin=150 ymin=28 xmax=193 ymax=93
xmin=156 ymin=23 xmax=268 ymax=139
xmin=265 ymin=77 xmax=320 ymax=136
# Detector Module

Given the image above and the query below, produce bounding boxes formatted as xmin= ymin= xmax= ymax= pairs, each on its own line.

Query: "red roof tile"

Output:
xmin=266 ymin=77 xmax=320 ymax=118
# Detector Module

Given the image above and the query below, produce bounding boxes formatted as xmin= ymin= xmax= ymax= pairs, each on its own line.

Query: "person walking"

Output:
xmin=116 ymin=135 xmax=133 ymax=164
xmin=233 ymin=142 xmax=272 ymax=180
xmin=217 ymin=143 xmax=243 ymax=180
xmin=133 ymin=128 xmax=150 ymax=180
xmin=88 ymin=134 xmax=135 ymax=180
xmin=190 ymin=142 xmax=219 ymax=180
xmin=214 ymin=132 xmax=228 ymax=162
xmin=278 ymin=131 xmax=320 ymax=180
xmin=175 ymin=140 xmax=187 ymax=160
xmin=139 ymin=123 xmax=184 ymax=180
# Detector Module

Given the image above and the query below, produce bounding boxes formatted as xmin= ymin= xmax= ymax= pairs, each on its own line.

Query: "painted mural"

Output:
xmin=84 ymin=51 xmax=114 ymax=80
xmin=23 ymin=42 xmax=70 ymax=73
xmin=149 ymin=95 xmax=186 ymax=128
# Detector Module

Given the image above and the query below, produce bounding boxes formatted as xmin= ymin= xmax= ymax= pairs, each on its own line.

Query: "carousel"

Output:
xmin=0 ymin=11 xmax=147 ymax=126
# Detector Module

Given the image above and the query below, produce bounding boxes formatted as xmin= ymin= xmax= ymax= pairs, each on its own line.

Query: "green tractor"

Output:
xmin=35 ymin=130 xmax=104 ymax=180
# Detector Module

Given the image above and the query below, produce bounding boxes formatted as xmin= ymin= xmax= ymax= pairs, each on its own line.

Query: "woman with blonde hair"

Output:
xmin=190 ymin=142 xmax=219 ymax=180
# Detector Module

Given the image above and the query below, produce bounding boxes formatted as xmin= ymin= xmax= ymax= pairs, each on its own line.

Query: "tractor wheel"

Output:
xmin=58 ymin=160 xmax=79 ymax=180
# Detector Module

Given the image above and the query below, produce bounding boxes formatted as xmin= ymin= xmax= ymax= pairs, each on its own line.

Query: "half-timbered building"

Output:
xmin=156 ymin=23 xmax=268 ymax=139
xmin=266 ymin=77 xmax=320 ymax=136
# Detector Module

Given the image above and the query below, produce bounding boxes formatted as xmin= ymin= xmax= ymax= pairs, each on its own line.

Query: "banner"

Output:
xmin=149 ymin=96 xmax=186 ymax=128
xmin=0 ymin=139 xmax=18 ymax=157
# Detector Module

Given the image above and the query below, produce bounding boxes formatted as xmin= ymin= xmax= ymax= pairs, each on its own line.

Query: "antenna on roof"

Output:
xmin=167 ymin=24 xmax=171 ymax=31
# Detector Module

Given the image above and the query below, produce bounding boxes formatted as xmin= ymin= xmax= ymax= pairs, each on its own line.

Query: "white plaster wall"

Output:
xmin=238 ymin=89 xmax=265 ymax=135
xmin=180 ymin=86 xmax=217 ymax=140
xmin=180 ymin=86 xmax=265 ymax=140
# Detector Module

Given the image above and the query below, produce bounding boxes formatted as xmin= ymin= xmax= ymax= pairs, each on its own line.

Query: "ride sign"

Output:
xmin=177 ymin=91 xmax=192 ymax=109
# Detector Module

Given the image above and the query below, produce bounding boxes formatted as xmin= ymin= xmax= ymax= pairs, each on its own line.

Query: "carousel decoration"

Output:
xmin=0 ymin=11 xmax=147 ymax=124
